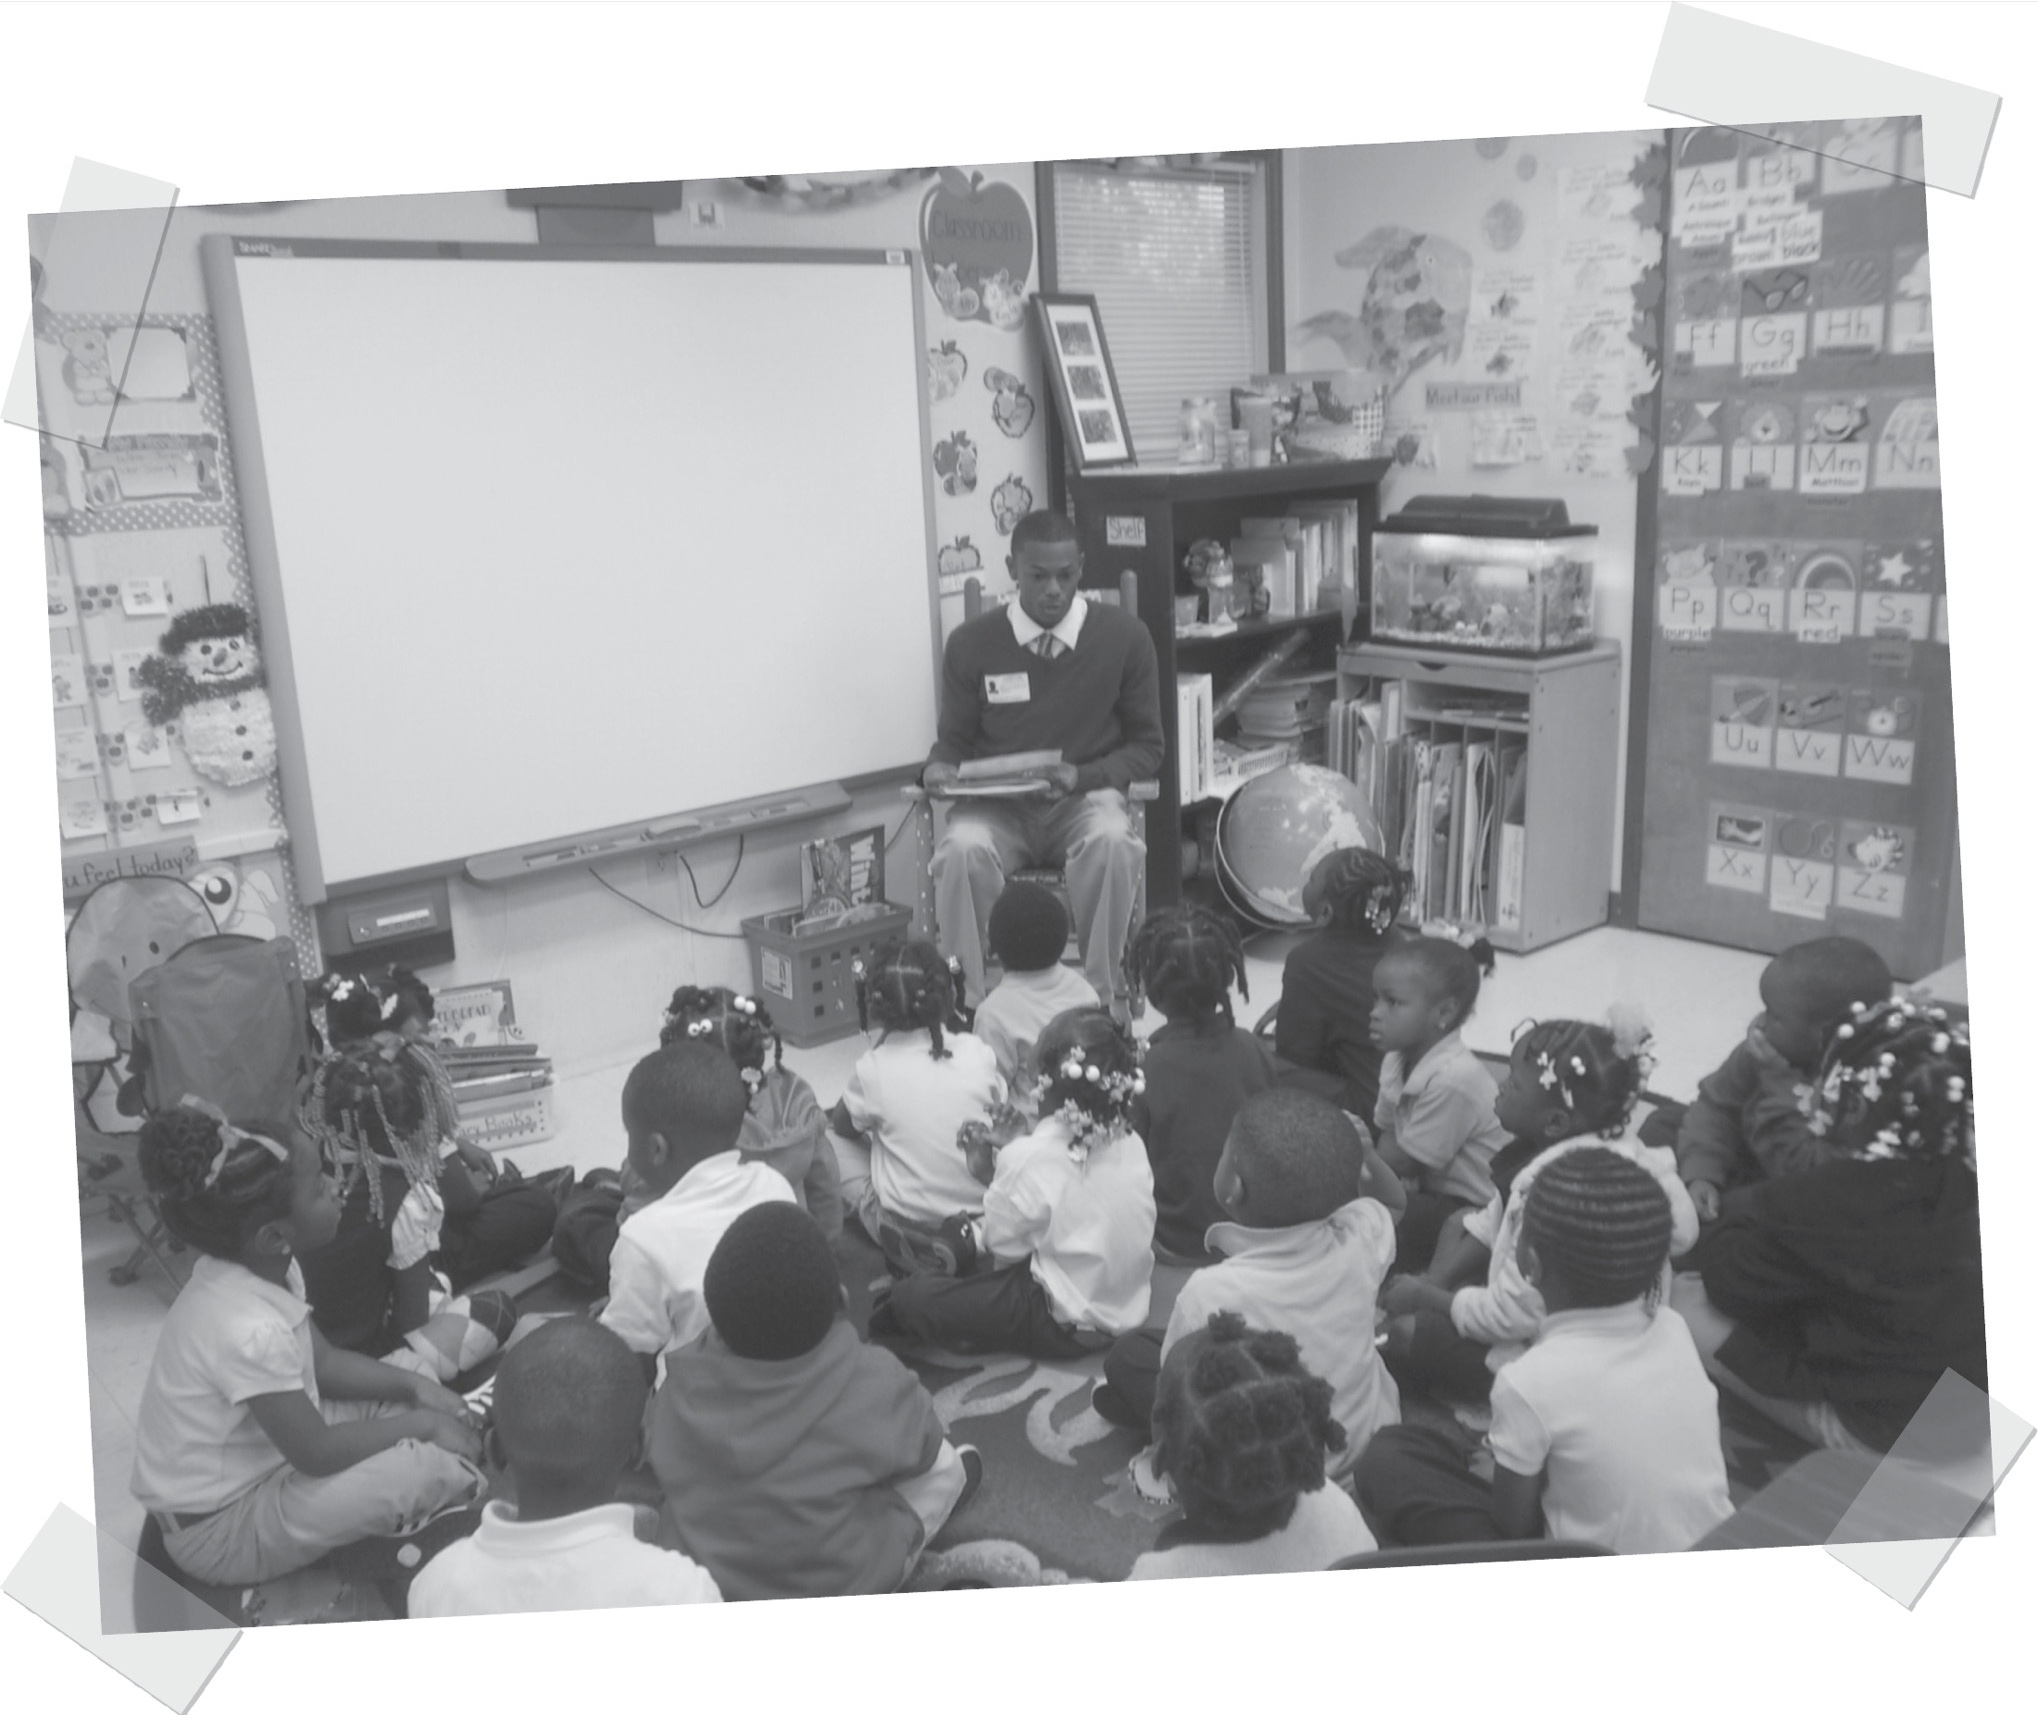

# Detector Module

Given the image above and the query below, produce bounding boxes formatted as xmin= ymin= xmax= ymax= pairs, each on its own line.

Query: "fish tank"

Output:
xmin=1370 ymin=495 xmax=1597 ymax=655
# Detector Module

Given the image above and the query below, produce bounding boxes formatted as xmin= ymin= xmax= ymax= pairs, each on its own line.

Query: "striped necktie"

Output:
xmin=1031 ymin=634 xmax=1062 ymax=660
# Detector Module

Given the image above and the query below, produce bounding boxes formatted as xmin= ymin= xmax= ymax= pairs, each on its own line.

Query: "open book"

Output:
xmin=936 ymin=750 xmax=1064 ymax=797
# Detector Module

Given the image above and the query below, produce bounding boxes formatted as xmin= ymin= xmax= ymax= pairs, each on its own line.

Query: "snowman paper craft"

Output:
xmin=134 ymin=604 xmax=278 ymax=787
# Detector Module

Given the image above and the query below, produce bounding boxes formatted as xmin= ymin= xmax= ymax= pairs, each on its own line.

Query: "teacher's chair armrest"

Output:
xmin=1128 ymin=781 xmax=1160 ymax=803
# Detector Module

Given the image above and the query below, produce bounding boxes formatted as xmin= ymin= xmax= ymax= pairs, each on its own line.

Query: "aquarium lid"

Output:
xmin=1377 ymin=494 xmax=1597 ymax=538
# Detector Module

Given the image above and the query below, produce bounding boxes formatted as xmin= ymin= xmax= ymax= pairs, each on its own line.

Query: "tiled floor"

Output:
xmin=81 ymin=924 xmax=1765 ymax=1631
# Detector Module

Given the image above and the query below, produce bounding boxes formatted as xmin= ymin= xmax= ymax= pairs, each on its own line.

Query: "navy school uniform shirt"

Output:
xmin=1274 ymin=928 xmax=1407 ymax=1123
xmin=1134 ymin=1020 xmax=1280 ymax=1260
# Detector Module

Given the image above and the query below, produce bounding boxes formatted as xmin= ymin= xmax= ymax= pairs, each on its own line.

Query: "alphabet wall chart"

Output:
xmin=1637 ymin=120 xmax=1954 ymax=977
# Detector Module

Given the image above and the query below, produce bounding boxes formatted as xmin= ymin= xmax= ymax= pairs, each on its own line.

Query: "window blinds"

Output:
xmin=1049 ymin=160 xmax=1268 ymax=463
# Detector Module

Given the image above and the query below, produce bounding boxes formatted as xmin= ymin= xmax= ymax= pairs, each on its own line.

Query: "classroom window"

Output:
xmin=1045 ymin=158 xmax=1273 ymax=463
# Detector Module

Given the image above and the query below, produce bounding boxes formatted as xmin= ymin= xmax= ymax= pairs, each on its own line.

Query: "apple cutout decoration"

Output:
xmin=990 ymin=474 xmax=1033 ymax=535
xmin=983 ymin=367 xmax=1036 ymax=438
xmin=928 ymin=340 xmax=969 ymax=403
xmin=932 ymin=430 xmax=979 ymax=496
xmin=937 ymin=537 xmax=984 ymax=579
xmin=921 ymin=169 xmax=1035 ymax=328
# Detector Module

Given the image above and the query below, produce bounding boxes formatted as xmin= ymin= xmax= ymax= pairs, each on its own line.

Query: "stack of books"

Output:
xmin=1236 ymin=670 xmax=1337 ymax=743
xmin=430 ymin=980 xmax=556 ymax=1149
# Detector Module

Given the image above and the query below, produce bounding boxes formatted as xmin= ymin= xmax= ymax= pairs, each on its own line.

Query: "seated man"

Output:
xmin=923 ymin=509 xmax=1164 ymax=1014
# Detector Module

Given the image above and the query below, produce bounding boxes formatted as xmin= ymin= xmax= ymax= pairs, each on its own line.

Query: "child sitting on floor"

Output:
xmin=651 ymin=1203 xmax=981 ymax=1600
xmin=660 ymin=986 xmax=841 ymax=1238
xmin=970 ymin=881 xmax=1099 ymax=1105
xmin=1095 ymin=1088 xmax=1406 ymax=1482
xmin=408 ymin=1319 xmax=721 ymax=1616
xmin=131 ymin=1102 xmax=485 ymax=1588
xmin=1671 ymin=996 xmax=1984 ymax=1454
xmin=832 ymin=938 xmax=1007 ymax=1277
xmin=872 ymin=1006 xmax=1155 ymax=1359
xmin=1127 ymin=1312 xmax=1377 ymax=1580
xmin=599 ymin=1042 xmax=797 ymax=1378
xmin=298 ymin=1049 xmax=522 ymax=1380
xmin=1668 ymin=935 xmax=1891 ymax=1221
xmin=1358 ymin=1147 xmax=1733 ymax=1554
xmin=1369 ymin=936 xmax=1508 ymax=1272
xmin=314 ymin=970 xmax=566 ymax=1291
xmin=1273 ymin=848 xmax=1412 ymax=1124
xmin=1124 ymin=903 xmax=1278 ymax=1262
xmin=1379 ymin=1012 xmax=1696 ymax=1403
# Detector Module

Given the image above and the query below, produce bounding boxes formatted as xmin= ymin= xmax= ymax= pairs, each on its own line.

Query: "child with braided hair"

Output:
xmin=871 ymin=1006 xmax=1155 ymax=1357
xmin=1125 ymin=903 xmax=1280 ymax=1261
xmin=1379 ymin=1010 xmax=1696 ymax=1404
xmin=130 ymin=1101 xmax=485 ymax=1587
xmin=1273 ymin=846 xmax=1414 ymax=1122
xmin=315 ymin=969 xmax=566 ymax=1289
xmin=1672 ymin=997 xmax=1984 ymax=1453
xmin=830 ymin=939 xmax=1007 ymax=1276
xmin=1127 ymin=1312 xmax=1376 ymax=1579
xmin=660 ymin=986 xmax=841 ymax=1237
xmin=297 ymin=1047 xmax=522 ymax=1380
xmin=1359 ymin=1147 xmax=1733 ymax=1553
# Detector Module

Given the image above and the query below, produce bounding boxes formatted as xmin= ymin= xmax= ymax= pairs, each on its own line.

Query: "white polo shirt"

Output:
xmin=1375 ymin=1030 xmax=1507 ymax=1206
xmin=1127 ymin=1481 xmax=1378 ymax=1580
xmin=1489 ymin=1301 xmax=1735 ymax=1554
xmin=983 ymin=1115 xmax=1154 ymax=1335
xmin=1164 ymin=1197 xmax=1401 ymax=1481
xmin=133 ymin=1256 xmax=315 ymax=1517
xmin=600 ymin=1152 xmax=797 ymax=1359
xmin=408 ymin=1501 xmax=722 ymax=1616
xmin=841 ymin=1030 xmax=1007 ymax=1227
xmin=973 ymin=964 xmax=1100 ymax=1094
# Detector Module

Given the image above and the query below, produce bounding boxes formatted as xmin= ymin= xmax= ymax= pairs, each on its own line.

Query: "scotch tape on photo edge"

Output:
xmin=1823 ymin=1369 xmax=2033 ymax=1608
xmin=5 ymin=1503 xmax=238 ymax=1713
xmin=1646 ymin=4 xmax=2000 ymax=196
xmin=6 ymin=159 xmax=179 ymax=441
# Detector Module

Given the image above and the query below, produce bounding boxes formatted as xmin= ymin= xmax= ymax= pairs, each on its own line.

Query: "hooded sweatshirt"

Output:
xmin=648 ymin=1318 xmax=946 ymax=1601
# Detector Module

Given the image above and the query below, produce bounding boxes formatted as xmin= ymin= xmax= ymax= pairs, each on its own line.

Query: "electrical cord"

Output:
xmin=675 ymin=835 xmax=745 ymax=909
xmin=588 ymin=866 xmax=749 ymax=938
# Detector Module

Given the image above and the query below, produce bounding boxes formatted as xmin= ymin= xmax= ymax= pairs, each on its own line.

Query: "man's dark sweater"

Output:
xmin=927 ymin=600 xmax=1165 ymax=794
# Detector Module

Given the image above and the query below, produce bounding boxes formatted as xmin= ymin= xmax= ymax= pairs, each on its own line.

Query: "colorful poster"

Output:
xmin=1769 ymin=813 xmax=1837 ymax=920
xmin=1662 ymin=400 xmax=1724 ymax=495
xmin=1717 ymin=541 xmax=1790 ymax=635
xmin=1873 ymin=393 xmax=1939 ymax=490
xmin=1739 ymin=312 xmax=1807 ymax=377
xmin=1705 ymin=803 xmax=1770 ymax=893
xmin=1659 ymin=542 xmax=1719 ymax=640
xmin=1710 ymin=675 xmax=1777 ymax=769
xmin=1844 ymin=688 xmax=1919 ymax=786
xmin=1799 ymin=396 xmax=1873 ymax=496
xmin=1836 ymin=821 xmax=1911 ymax=920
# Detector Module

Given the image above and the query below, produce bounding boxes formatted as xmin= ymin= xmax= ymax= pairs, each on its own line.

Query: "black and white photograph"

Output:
xmin=3 ymin=6 xmax=2028 ymax=1715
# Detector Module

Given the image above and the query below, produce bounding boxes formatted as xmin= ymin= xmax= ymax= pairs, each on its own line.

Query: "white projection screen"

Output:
xmin=205 ymin=236 xmax=940 ymax=899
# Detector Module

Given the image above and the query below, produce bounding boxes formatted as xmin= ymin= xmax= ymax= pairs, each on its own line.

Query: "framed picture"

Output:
xmin=1033 ymin=292 xmax=1135 ymax=469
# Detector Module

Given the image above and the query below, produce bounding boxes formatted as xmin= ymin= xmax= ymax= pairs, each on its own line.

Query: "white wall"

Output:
xmin=1283 ymin=130 xmax=1662 ymax=889
xmin=36 ymin=171 xmax=1046 ymax=1080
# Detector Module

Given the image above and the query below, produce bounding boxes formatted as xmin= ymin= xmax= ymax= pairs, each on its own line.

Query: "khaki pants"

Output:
xmin=159 ymin=1348 xmax=483 ymax=1588
xmin=932 ymin=789 xmax=1142 ymax=1009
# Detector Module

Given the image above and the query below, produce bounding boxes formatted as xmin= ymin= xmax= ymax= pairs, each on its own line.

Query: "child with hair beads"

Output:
xmin=1126 ymin=902 xmax=1279 ymax=1262
xmin=1668 ymin=935 xmax=1892 ymax=1220
xmin=1127 ymin=1312 xmax=1376 ymax=1579
xmin=970 ymin=881 xmax=1099 ymax=1102
xmin=1095 ymin=1088 xmax=1404 ymax=1481
xmin=660 ymin=985 xmax=842 ymax=1238
xmin=1273 ymin=847 xmax=1412 ymax=1123
xmin=408 ymin=1319 xmax=721 ymax=1616
xmin=1369 ymin=935 xmax=1508 ymax=1271
xmin=130 ymin=1102 xmax=485 ymax=1588
xmin=1379 ymin=1011 xmax=1697 ymax=1403
xmin=1672 ymin=997 xmax=1983 ymax=1454
xmin=600 ymin=1042 xmax=797 ymax=1378
xmin=652 ymin=1203 xmax=982 ymax=1600
xmin=314 ymin=969 xmax=565 ymax=1290
xmin=831 ymin=939 xmax=1007 ymax=1277
xmin=298 ymin=1049 xmax=522 ymax=1380
xmin=872 ymin=1006 xmax=1155 ymax=1358
xmin=1358 ymin=1148 xmax=1733 ymax=1553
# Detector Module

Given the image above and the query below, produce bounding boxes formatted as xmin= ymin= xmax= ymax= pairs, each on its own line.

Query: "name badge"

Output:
xmin=985 ymin=673 xmax=1032 ymax=704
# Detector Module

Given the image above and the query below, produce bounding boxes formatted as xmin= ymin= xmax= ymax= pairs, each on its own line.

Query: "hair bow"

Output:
xmin=179 ymin=1092 xmax=287 ymax=1186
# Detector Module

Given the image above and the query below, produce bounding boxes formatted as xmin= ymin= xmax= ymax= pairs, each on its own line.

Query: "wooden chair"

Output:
xmin=902 ymin=568 xmax=1159 ymax=1002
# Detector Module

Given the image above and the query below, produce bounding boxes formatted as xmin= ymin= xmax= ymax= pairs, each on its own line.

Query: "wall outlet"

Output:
xmin=687 ymin=200 xmax=722 ymax=229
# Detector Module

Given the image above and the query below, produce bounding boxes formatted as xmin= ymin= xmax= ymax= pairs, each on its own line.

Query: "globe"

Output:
xmin=1215 ymin=764 xmax=1386 ymax=925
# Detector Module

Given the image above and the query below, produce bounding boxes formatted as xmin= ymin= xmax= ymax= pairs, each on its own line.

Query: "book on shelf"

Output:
xmin=1178 ymin=673 xmax=1214 ymax=803
xmin=1496 ymin=742 xmax=1528 ymax=932
xmin=1230 ymin=535 xmax=1296 ymax=621
xmin=1287 ymin=499 xmax=1364 ymax=602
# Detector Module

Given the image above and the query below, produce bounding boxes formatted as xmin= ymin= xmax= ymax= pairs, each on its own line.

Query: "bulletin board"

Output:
xmin=38 ymin=310 xmax=321 ymax=978
xmin=1636 ymin=120 xmax=1954 ymax=979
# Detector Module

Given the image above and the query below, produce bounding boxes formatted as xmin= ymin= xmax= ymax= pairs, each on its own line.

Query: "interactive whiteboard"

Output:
xmin=205 ymin=236 xmax=939 ymax=900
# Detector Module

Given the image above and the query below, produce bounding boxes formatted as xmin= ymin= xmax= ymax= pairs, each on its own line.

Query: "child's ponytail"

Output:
xmin=139 ymin=1098 xmax=295 ymax=1259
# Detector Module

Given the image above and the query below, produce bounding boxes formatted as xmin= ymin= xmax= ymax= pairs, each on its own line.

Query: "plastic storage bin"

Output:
xmin=743 ymin=903 xmax=914 ymax=1048
xmin=1371 ymin=495 xmax=1596 ymax=655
